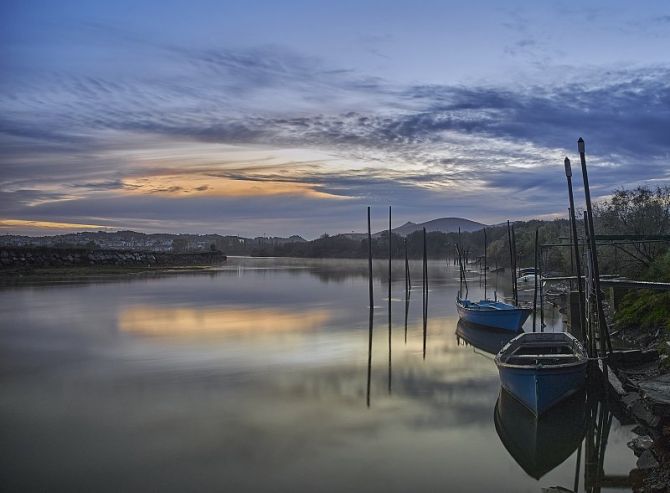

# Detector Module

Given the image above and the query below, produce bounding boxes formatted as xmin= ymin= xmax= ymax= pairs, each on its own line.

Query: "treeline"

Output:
xmin=253 ymin=185 xmax=670 ymax=280
xmin=252 ymin=219 xmax=574 ymax=273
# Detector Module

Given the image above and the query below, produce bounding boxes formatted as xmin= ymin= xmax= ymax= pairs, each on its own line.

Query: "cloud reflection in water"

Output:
xmin=118 ymin=305 xmax=332 ymax=339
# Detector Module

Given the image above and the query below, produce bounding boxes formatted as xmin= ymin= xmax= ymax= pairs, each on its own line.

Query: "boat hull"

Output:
xmin=497 ymin=362 xmax=587 ymax=415
xmin=456 ymin=301 xmax=531 ymax=331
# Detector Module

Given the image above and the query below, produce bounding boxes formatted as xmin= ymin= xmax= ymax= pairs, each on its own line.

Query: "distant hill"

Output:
xmin=336 ymin=217 xmax=486 ymax=240
xmin=384 ymin=217 xmax=486 ymax=236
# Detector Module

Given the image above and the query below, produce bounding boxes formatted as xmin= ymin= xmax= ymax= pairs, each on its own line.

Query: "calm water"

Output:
xmin=1 ymin=257 xmax=636 ymax=492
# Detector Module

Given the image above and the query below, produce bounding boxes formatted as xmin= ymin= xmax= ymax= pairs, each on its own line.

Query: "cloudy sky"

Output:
xmin=1 ymin=0 xmax=669 ymax=238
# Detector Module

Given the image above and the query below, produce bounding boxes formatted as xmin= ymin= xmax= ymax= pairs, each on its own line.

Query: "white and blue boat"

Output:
xmin=494 ymin=332 xmax=588 ymax=416
xmin=456 ymin=228 xmax=532 ymax=331
xmin=456 ymin=297 xmax=532 ymax=331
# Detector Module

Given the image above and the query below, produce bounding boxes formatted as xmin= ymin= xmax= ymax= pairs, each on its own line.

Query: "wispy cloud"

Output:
xmin=1 ymin=25 xmax=669 ymax=236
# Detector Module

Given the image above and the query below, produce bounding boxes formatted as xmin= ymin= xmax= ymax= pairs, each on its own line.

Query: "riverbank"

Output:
xmin=0 ymin=247 xmax=227 ymax=285
xmin=0 ymin=264 xmax=224 ymax=286
xmin=607 ymin=343 xmax=670 ymax=492
xmin=555 ymin=286 xmax=670 ymax=492
xmin=0 ymin=246 xmax=227 ymax=268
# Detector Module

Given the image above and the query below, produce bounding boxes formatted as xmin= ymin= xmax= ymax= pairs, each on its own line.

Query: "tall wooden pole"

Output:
xmin=483 ymin=228 xmax=488 ymax=299
xmin=539 ymin=243 xmax=545 ymax=332
xmin=532 ymin=229 xmax=539 ymax=332
xmin=404 ymin=237 xmax=409 ymax=343
xmin=584 ymin=211 xmax=595 ymax=358
xmin=368 ymin=207 xmax=373 ymax=308
xmin=565 ymin=157 xmax=587 ymax=348
xmin=404 ymin=238 xmax=410 ymax=293
xmin=388 ymin=206 xmax=392 ymax=293
xmin=422 ymin=227 xmax=427 ymax=360
xmin=366 ymin=206 xmax=374 ymax=407
xmin=511 ymin=225 xmax=519 ymax=305
xmin=578 ymin=138 xmax=612 ymax=355
xmin=404 ymin=280 xmax=410 ymax=344
xmin=568 ymin=207 xmax=575 ymax=290
xmin=388 ymin=206 xmax=392 ymax=394
xmin=506 ymin=221 xmax=515 ymax=304
xmin=457 ymin=227 xmax=464 ymax=297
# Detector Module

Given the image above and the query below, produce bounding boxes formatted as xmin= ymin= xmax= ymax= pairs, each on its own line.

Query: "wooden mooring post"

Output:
xmin=366 ymin=206 xmax=374 ymax=407
xmin=388 ymin=206 xmax=392 ymax=394
xmin=483 ymin=228 xmax=488 ymax=299
xmin=578 ymin=138 xmax=612 ymax=357
xmin=564 ymin=157 xmax=588 ymax=351
xmin=422 ymin=227 xmax=428 ymax=360
xmin=367 ymin=207 xmax=373 ymax=308
xmin=511 ymin=224 xmax=519 ymax=305
xmin=533 ymin=229 xmax=539 ymax=332
xmin=404 ymin=238 xmax=411 ymax=294
xmin=539 ymin=242 xmax=545 ymax=332
xmin=404 ymin=238 xmax=410 ymax=343
xmin=506 ymin=220 xmax=517 ymax=304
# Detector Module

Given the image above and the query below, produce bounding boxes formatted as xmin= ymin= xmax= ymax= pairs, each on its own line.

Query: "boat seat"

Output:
xmin=510 ymin=354 xmax=577 ymax=359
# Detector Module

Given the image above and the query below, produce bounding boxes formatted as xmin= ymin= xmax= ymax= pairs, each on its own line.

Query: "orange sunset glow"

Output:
xmin=122 ymin=174 xmax=347 ymax=200
xmin=0 ymin=219 xmax=109 ymax=230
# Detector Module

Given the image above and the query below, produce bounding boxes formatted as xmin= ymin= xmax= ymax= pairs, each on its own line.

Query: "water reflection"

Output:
xmin=119 ymin=305 xmax=332 ymax=338
xmin=494 ymin=388 xmax=587 ymax=479
xmin=0 ymin=257 xmax=635 ymax=492
xmin=455 ymin=320 xmax=520 ymax=356
xmin=583 ymin=395 xmax=632 ymax=492
xmin=366 ymin=307 xmax=373 ymax=407
xmin=493 ymin=384 xmax=636 ymax=492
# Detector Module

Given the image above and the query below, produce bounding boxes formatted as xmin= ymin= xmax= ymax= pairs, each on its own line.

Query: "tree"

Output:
xmin=595 ymin=186 xmax=670 ymax=269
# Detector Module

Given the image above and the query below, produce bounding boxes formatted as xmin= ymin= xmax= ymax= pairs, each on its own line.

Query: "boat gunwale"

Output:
xmin=456 ymin=297 xmax=532 ymax=314
xmin=494 ymin=332 xmax=588 ymax=370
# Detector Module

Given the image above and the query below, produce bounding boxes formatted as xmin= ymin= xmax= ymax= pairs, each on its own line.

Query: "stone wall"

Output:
xmin=0 ymin=247 xmax=227 ymax=269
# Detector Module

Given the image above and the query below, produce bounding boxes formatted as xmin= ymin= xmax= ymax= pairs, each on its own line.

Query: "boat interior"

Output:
xmin=460 ymin=299 xmax=520 ymax=311
xmin=502 ymin=340 xmax=582 ymax=366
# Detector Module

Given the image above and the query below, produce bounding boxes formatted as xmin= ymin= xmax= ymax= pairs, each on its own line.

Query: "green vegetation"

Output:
xmin=251 ymin=219 xmax=575 ymax=272
xmin=594 ymin=186 xmax=670 ymax=276
xmin=614 ymin=251 xmax=670 ymax=364
xmin=252 ymin=186 xmax=670 ymax=281
xmin=598 ymin=187 xmax=670 ymax=362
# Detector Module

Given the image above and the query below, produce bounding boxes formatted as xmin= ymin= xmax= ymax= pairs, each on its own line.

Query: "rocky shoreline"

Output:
xmin=608 ymin=349 xmax=670 ymax=492
xmin=0 ymin=246 xmax=227 ymax=269
xmin=552 ymin=287 xmax=669 ymax=492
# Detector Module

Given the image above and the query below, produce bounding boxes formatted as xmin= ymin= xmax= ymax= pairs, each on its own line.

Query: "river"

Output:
xmin=0 ymin=257 xmax=636 ymax=492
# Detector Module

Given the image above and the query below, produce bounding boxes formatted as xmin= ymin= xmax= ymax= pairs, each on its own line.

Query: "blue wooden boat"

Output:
xmin=494 ymin=332 xmax=588 ymax=415
xmin=456 ymin=296 xmax=532 ymax=331
xmin=494 ymin=387 xmax=586 ymax=479
xmin=455 ymin=230 xmax=531 ymax=331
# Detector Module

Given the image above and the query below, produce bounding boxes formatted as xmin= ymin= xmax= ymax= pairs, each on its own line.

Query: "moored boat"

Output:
xmin=494 ymin=332 xmax=588 ymax=415
xmin=455 ymin=227 xmax=531 ymax=331
xmin=456 ymin=296 xmax=532 ymax=331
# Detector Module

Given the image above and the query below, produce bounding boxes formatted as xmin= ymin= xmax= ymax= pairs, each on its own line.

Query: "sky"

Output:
xmin=1 ymin=0 xmax=669 ymax=238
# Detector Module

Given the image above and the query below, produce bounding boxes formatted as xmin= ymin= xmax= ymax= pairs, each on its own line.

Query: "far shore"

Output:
xmin=0 ymin=264 xmax=220 ymax=286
